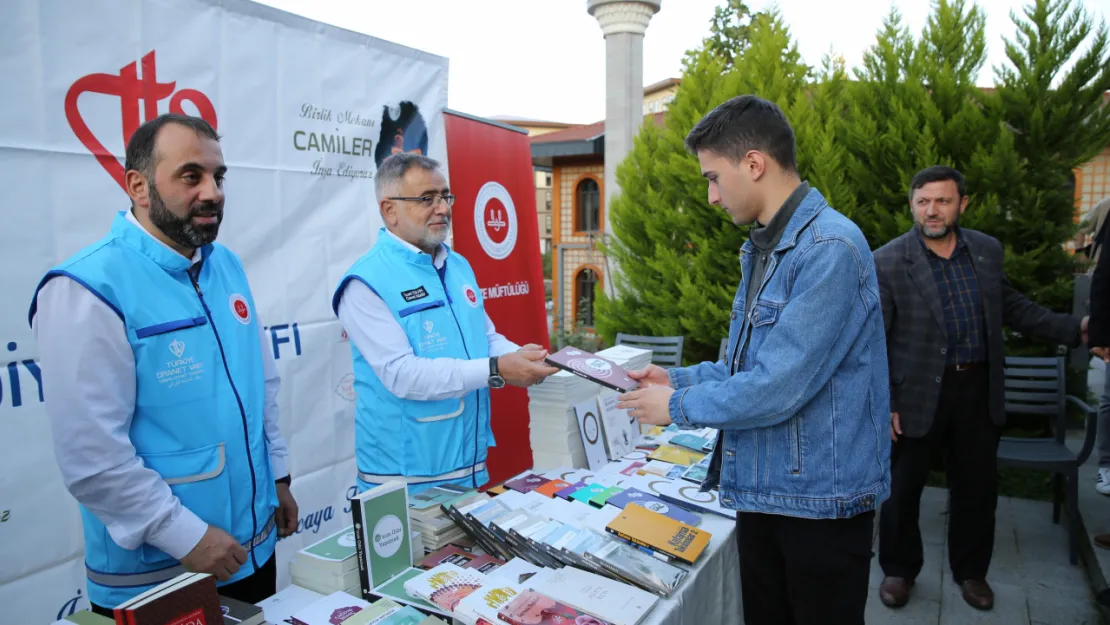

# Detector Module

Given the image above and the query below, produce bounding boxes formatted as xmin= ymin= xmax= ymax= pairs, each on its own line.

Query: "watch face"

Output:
xmin=490 ymin=376 xmax=505 ymax=389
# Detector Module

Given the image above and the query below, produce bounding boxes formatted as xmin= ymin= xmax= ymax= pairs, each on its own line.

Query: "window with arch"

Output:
xmin=575 ymin=268 xmax=598 ymax=327
xmin=575 ymin=178 xmax=600 ymax=233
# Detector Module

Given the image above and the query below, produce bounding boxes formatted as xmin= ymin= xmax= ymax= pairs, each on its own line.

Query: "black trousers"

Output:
xmin=737 ymin=509 xmax=875 ymax=625
xmin=89 ymin=553 xmax=276 ymax=617
xmin=879 ymin=366 xmax=998 ymax=583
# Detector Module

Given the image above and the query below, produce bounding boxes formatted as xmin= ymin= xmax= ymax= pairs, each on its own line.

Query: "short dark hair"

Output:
xmin=684 ymin=95 xmax=797 ymax=173
xmin=376 ymin=152 xmax=442 ymax=200
xmin=125 ymin=113 xmax=220 ymax=181
xmin=909 ymin=166 xmax=966 ymax=203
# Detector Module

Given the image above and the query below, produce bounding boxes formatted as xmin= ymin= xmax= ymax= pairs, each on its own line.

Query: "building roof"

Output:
xmin=488 ymin=116 xmax=576 ymax=129
xmin=530 ymin=112 xmax=666 ymax=166
xmin=644 ymin=77 xmax=681 ymax=94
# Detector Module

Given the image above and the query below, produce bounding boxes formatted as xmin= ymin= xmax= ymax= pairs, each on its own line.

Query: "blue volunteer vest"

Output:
xmin=28 ymin=211 xmax=277 ymax=608
xmin=333 ymin=229 xmax=493 ymax=495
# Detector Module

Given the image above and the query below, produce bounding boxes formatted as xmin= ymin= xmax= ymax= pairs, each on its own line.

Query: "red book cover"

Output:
xmin=125 ymin=575 xmax=222 ymax=625
xmin=544 ymin=347 xmax=640 ymax=393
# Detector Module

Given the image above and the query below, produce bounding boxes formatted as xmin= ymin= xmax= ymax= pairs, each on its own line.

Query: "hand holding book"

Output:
xmin=626 ymin=364 xmax=671 ymax=388
xmin=499 ymin=349 xmax=560 ymax=387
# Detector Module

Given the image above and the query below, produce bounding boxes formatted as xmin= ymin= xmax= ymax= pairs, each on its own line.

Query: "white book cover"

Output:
xmin=574 ymin=398 xmax=610 ymax=470
xmin=598 ymin=392 xmax=637 ymax=460
xmin=401 ymin=562 xmax=487 ymax=613
xmin=538 ymin=466 xmax=575 ymax=480
xmin=528 ymin=566 xmax=657 ymax=625
xmin=452 ymin=580 xmax=526 ymax=625
xmin=646 ymin=477 xmax=737 ymax=519
xmin=487 ymin=557 xmax=547 ymax=586
xmin=257 ymin=584 xmax=325 ymax=624
xmin=619 ymin=450 xmax=651 ymax=462
xmin=579 ymin=505 xmax=624 ymax=535
xmin=290 ymin=590 xmax=371 ymax=625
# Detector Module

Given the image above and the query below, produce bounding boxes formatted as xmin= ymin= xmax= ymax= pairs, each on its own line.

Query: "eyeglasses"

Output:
xmin=388 ymin=194 xmax=456 ymax=208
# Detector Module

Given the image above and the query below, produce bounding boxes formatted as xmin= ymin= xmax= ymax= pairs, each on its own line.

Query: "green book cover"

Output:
xmin=377 ymin=606 xmax=429 ymax=625
xmin=337 ymin=598 xmax=402 ymax=625
xmin=570 ymin=483 xmax=608 ymax=504
xmin=302 ymin=524 xmax=358 ymax=562
xmin=63 ymin=611 xmax=114 ymax=625
xmin=590 ymin=486 xmax=624 ymax=508
xmin=408 ymin=484 xmax=472 ymax=511
xmin=372 ymin=567 xmax=450 ymax=617
xmin=353 ymin=481 xmax=413 ymax=591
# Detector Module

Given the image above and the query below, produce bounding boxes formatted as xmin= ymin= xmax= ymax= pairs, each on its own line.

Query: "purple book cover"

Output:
xmin=505 ymin=473 xmax=551 ymax=494
xmin=605 ymin=488 xmax=701 ymax=526
xmin=544 ymin=347 xmax=640 ymax=393
xmin=555 ymin=481 xmax=587 ymax=500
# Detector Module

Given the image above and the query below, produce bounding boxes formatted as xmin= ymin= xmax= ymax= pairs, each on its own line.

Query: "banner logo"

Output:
xmin=473 ymin=181 xmax=518 ymax=260
xmin=229 ymin=294 xmax=251 ymax=324
xmin=65 ymin=50 xmax=218 ymax=189
xmin=335 ymin=373 xmax=356 ymax=402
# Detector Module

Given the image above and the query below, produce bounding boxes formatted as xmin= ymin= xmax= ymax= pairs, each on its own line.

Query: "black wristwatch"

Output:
xmin=489 ymin=356 xmax=506 ymax=389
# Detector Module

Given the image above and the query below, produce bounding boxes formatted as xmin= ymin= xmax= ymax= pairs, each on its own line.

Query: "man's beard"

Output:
xmin=148 ymin=183 xmax=223 ymax=250
xmin=419 ymin=217 xmax=450 ymax=250
xmin=916 ymin=216 xmax=956 ymax=240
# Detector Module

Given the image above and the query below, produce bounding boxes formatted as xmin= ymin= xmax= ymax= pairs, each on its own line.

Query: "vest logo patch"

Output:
xmin=229 ymin=294 xmax=251 ymax=324
xmin=461 ymin=284 xmax=479 ymax=308
xmin=169 ymin=339 xmax=186 ymax=358
xmin=157 ymin=339 xmax=205 ymax=388
xmin=419 ymin=319 xmax=448 ymax=354
xmin=423 ymin=320 xmax=434 ymax=333
xmin=401 ymin=286 xmax=428 ymax=302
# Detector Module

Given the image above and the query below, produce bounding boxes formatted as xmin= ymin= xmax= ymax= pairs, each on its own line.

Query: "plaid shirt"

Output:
xmin=920 ymin=231 xmax=986 ymax=365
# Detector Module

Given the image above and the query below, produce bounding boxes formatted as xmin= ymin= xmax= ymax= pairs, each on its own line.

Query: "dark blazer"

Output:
xmin=1089 ymin=229 xmax=1110 ymax=347
xmin=874 ymin=228 xmax=1081 ymax=437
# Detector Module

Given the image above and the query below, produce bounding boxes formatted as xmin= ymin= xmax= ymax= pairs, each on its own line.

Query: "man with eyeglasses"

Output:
xmin=333 ymin=153 xmax=558 ymax=495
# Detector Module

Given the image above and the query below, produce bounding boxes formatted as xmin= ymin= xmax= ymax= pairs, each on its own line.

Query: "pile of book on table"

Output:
xmin=288 ymin=523 xmax=426 ymax=596
xmin=51 ymin=570 xmax=266 ymax=625
xmin=527 ymin=345 xmax=652 ymax=470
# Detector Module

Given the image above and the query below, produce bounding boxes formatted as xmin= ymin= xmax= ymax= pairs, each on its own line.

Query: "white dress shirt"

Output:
xmin=336 ymin=230 xmax=520 ymax=401
xmin=31 ymin=211 xmax=289 ymax=560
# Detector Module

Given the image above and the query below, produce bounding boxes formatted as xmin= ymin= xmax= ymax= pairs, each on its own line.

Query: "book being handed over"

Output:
xmin=544 ymin=347 xmax=641 ymax=393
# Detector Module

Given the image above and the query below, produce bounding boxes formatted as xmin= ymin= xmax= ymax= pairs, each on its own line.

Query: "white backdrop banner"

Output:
xmin=0 ymin=1 xmax=448 ymax=622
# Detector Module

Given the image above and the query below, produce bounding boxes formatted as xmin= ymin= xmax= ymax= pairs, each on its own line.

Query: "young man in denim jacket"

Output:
xmin=618 ymin=95 xmax=891 ymax=625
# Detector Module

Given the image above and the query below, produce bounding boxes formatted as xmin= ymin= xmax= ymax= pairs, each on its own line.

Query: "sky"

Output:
xmin=255 ymin=0 xmax=1107 ymax=125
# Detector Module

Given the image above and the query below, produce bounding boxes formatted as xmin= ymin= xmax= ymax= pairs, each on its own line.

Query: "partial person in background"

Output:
xmin=874 ymin=166 xmax=1086 ymax=612
xmin=29 ymin=114 xmax=297 ymax=615
xmin=333 ymin=153 xmax=557 ymax=496
xmin=1084 ymin=196 xmax=1110 ymax=498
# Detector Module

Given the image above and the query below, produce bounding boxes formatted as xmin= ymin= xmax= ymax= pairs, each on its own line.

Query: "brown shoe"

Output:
xmin=879 ymin=576 xmax=913 ymax=608
xmin=960 ymin=579 xmax=994 ymax=611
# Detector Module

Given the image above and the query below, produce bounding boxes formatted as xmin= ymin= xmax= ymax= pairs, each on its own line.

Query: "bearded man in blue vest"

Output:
xmin=29 ymin=114 xmax=298 ymax=615
xmin=334 ymin=153 xmax=557 ymax=495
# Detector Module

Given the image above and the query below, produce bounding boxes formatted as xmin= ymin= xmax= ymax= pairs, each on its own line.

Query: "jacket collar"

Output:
xmin=111 ymin=210 xmax=211 ymax=272
xmin=741 ymin=186 xmax=828 ymax=255
xmin=376 ymin=227 xmax=450 ymax=268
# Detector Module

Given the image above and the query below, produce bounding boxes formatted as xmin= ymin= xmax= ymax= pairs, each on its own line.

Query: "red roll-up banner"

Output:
xmin=444 ymin=110 xmax=549 ymax=487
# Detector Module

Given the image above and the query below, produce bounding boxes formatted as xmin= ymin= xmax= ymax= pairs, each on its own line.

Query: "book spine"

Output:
xmin=604 ymin=526 xmax=691 ymax=565
xmin=351 ymin=497 xmax=373 ymax=598
xmin=112 ymin=608 xmax=125 ymax=625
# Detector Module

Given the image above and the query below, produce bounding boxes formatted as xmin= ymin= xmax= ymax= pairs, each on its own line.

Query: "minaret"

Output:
xmin=587 ymin=0 xmax=661 ymax=292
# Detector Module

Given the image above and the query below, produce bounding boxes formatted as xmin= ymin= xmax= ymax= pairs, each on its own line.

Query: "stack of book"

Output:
xmin=407 ymin=484 xmax=475 ymax=553
xmin=287 ymin=590 xmax=448 ymax=625
xmin=290 ymin=526 xmax=362 ymax=595
xmin=109 ymin=571 xmax=223 ymax=625
xmin=527 ymin=345 xmax=652 ymax=470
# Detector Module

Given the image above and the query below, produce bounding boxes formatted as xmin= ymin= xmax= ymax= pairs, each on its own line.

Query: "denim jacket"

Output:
xmin=668 ymin=188 xmax=891 ymax=519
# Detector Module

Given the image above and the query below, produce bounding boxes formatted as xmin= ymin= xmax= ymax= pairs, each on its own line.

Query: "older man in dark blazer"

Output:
xmin=874 ymin=165 xmax=1086 ymax=612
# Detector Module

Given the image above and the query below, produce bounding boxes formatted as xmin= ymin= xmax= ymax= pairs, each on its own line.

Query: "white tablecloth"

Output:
xmin=641 ymin=511 xmax=740 ymax=625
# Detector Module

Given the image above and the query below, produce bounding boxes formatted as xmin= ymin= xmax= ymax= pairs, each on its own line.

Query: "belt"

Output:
xmin=86 ymin=515 xmax=276 ymax=587
xmin=946 ymin=362 xmax=984 ymax=372
xmin=358 ymin=461 xmax=486 ymax=486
